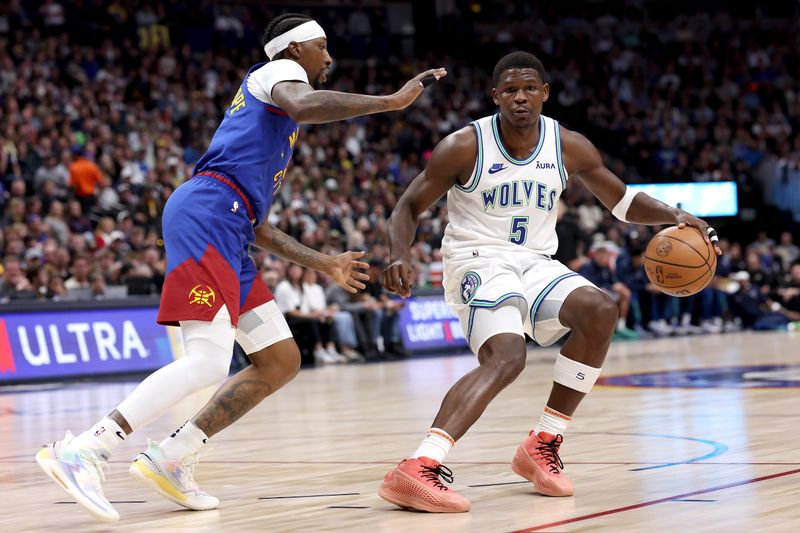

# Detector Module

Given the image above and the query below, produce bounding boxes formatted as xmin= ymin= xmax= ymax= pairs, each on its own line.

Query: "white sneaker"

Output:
xmin=325 ymin=346 xmax=348 ymax=363
xmin=340 ymin=347 xmax=364 ymax=362
xmin=314 ymin=347 xmax=337 ymax=364
xmin=701 ymin=319 xmax=723 ymax=334
xmin=129 ymin=440 xmax=218 ymax=510
xmin=36 ymin=431 xmax=119 ymax=523
xmin=723 ymin=317 xmax=743 ymax=332
xmin=648 ymin=319 xmax=672 ymax=336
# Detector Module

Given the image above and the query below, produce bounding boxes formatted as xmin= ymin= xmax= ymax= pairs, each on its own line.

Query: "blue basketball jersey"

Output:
xmin=194 ymin=62 xmax=299 ymax=225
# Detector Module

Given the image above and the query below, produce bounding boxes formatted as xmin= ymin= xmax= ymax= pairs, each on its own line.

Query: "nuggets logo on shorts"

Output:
xmin=188 ymin=285 xmax=216 ymax=307
xmin=460 ymin=271 xmax=481 ymax=304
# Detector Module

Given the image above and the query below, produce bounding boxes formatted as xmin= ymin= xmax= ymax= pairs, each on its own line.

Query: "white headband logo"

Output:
xmin=264 ymin=20 xmax=326 ymax=60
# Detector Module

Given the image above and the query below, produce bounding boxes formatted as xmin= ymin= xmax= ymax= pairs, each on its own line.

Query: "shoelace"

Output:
xmin=179 ymin=452 xmax=200 ymax=491
xmin=419 ymin=463 xmax=454 ymax=491
xmin=82 ymin=451 xmax=110 ymax=486
xmin=535 ymin=434 xmax=565 ymax=474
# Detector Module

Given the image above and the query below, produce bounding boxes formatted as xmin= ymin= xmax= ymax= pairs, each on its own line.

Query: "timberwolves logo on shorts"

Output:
xmin=460 ymin=271 xmax=481 ymax=304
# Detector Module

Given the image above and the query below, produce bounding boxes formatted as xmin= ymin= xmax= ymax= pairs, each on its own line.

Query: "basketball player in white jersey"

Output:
xmin=378 ymin=51 xmax=721 ymax=512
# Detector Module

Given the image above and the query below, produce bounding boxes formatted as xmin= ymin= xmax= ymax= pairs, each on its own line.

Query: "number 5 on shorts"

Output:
xmin=509 ymin=216 xmax=529 ymax=245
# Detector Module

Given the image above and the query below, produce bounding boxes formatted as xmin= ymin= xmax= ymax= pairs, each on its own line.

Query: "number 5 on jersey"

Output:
xmin=509 ymin=216 xmax=529 ymax=245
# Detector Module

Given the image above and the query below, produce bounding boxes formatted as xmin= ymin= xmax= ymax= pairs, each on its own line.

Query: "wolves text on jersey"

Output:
xmin=480 ymin=180 xmax=557 ymax=212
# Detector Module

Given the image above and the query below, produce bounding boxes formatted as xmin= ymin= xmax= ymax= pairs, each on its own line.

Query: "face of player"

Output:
xmin=492 ymin=68 xmax=549 ymax=128
xmin=295 ymin=37 xmax=332 ymax=88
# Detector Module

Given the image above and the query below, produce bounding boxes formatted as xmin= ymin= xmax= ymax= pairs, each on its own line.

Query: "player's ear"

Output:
xmin=285 ymin=41 xmax=301 ymax=60
xmin=542 ymin=83 xmax=550 ymax=102
xmin=491 ymin=87 xmax=498 ymax=105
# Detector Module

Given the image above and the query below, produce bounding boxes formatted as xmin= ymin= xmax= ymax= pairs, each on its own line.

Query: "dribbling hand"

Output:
xmin=389 ymin=68 xmax=448 ymax=111
xmin=383 ymin=259 xmax=416 ymax=299
xmin=675 ymin=212 xmax=722 ymax=256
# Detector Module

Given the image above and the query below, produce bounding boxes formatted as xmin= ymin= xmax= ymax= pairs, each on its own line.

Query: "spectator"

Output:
xmin=580 ymin=242 xmax=638 ymax=339
xmin=68 ymin=148 xmax=104 ymax=215
xmin=64 ymin=254 xmax=91 ymax=291
xmin=275 ymin=264 xmax=345 ymax=365
xmin=362 ymin=261 xmax=407 ymax=357
xmin=89 ymin=272 xmax=108 ymax=299
xmin=775 ymin=232 xmax=800 ymax=271
xmin=303 ymin=269 xmax=363 ymax=362
xmin=0 ymin=255 xmax=35 ymax=301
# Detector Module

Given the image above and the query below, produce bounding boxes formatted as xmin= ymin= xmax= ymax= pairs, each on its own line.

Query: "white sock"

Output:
xmin=617 ymin=318 xmax=627 ymax=331
xmin=160 ymin=421 xmax=208 ymax=460
xmin=411 ymin=428 xmax=454 ymax=464
xmin=70 ymin=417 xmax=127 ymax=458
xmin=534 ymin=406 xmax=572 ymax=437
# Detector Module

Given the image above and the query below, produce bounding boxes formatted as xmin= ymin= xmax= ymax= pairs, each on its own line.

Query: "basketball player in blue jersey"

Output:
xmin=35 ymin=13 xmax=446 ymax=522
xmin=377 ymin=51 xmax=721 ymax=512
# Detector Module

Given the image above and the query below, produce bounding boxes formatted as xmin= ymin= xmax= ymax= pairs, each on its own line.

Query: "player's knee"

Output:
xmin=479 ymin=334 xmax=527 ymax=384
xmin=183 ymin=352 xmax=231 ymax=388
xmin=590 ymin=292 xmax=619 ymax=335
xmin=250 ymin=340 xmax=302 ymax=385
xmin=568 ymin=288 xmax=618 ymax=337
xmin=181 ymin=319 xmax=236 ymax=388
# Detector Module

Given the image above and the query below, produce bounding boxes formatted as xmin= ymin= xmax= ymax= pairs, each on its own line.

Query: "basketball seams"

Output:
xmin=642 ymin=254 xmax=708 ymax=269
xmin=658 ymin=234 xmax=710 ymax=264
xmin=646 ymin=265 xmax=712 ymax=290
xmin=667 ymin=267 xmax=713 ymax=293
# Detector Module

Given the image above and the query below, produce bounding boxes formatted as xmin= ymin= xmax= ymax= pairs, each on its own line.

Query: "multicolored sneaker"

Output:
xmin=511 ymin=431 xmax=574 ymax=496
xmin=129 ymin=440 xmax=218 ymax=510
xmin=35 ymin=431 xmax=119 ymax=523
xmin=378 ymin=457 xmax=470 ymax=513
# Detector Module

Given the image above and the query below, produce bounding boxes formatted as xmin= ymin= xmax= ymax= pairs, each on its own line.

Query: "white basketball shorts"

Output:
xmin=235 ymin=300 xmax=293 ymax=354
xmin=442 ymin=247 xmax=596 ymax=353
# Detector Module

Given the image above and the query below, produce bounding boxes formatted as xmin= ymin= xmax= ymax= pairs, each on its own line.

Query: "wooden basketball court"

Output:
xmin=2 ymin=330 xmax=799 ymax=532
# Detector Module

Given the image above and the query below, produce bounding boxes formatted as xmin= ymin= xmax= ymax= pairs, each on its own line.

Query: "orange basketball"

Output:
xmin=643 ymin=226 xmax=717 ymax=297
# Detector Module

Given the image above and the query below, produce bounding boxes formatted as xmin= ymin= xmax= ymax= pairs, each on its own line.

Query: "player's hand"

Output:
xmin=383 ymin=258 xmax=416 ymax=299
xmin=675 ymin=212 xmax=722 ymax=256
xmin=327 ymin=251 xmax=370 ymax=294
xmin=388 ymin=68 xmax=448 ymax=111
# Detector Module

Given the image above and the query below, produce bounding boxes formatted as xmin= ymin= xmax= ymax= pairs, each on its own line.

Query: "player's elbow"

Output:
xmin=284 ymin=96 xmax=320 ymax=124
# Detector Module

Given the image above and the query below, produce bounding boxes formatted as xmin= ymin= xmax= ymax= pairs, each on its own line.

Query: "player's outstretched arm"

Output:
xmin=384 ymin=127 xmax=476 ymax=298
xmin=272 ymin=68 xmax=447 ymax=125
xmin=255 ymin=223 xmax=369 ymax=293
xmin=561 ymin=127 xmax=722 ymax=255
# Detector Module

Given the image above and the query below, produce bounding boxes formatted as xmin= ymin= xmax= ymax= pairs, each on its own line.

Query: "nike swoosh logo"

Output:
xmin=116 ymin=431 xmax=126 ymax=440
xmin=488 ymin=165 xmax=507 ymax=174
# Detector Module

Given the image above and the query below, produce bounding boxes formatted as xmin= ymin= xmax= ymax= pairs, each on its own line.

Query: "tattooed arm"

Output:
xmin=255 ymin=223 xmax=369 ymax=294
xmin=255 ymin=222 xmax=330 ymax=272
xmin=271 ymin=68 xmax=447 ymax=125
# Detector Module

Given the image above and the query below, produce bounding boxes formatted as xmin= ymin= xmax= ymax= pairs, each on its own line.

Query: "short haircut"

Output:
xmin=261 ymin=13 xmax=314 ymax=60
xmin=493 ymin=51 xmax=547 ymax=86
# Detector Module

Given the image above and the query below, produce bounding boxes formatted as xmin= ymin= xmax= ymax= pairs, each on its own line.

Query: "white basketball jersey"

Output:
xmin=442 ymin=113 xmax=567 ymax=258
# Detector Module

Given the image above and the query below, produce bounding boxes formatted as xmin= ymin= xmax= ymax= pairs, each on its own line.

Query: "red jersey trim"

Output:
xmin=195 ymin=171 xmax=256 ymax=223
xmin=265 ymin=104 xmax=289 ymax=116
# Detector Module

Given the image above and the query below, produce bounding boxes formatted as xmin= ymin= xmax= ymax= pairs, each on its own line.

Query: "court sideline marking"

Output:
xmin=510 ymin=467 xmax=800 ymax=532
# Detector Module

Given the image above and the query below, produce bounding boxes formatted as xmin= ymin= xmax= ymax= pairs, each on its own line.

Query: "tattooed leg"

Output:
xmin=191 ymin=339 xmax=302 ymax=438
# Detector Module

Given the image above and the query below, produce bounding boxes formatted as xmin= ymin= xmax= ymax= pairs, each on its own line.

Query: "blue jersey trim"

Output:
xmin=454 ymin=121 xmax=484 ymax=193
xmin=491 ymin=114 xmax=545 ymax=166
xmin=554 ymin=120 xmax=568 ymax=190
xmin=528 ymin=273 xmax=579 ymax=343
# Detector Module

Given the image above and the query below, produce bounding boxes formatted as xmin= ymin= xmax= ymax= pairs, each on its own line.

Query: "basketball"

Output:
xmin=643 ymin=226 xmax=717 ymax=297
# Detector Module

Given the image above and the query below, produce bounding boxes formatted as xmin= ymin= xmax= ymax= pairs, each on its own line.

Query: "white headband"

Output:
xmin=264 ymin=20 xmax=326 ymax=60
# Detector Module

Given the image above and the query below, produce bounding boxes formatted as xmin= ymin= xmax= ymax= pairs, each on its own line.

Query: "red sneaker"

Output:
xmin=378 ymin=457 xmax=471 ymax=513
xmin=511 ymin=432 xmax=574 ymax=496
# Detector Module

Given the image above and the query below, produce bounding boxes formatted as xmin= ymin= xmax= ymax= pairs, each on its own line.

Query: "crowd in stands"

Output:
xmin=1 ymin=1 xmax=799 ymax=362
